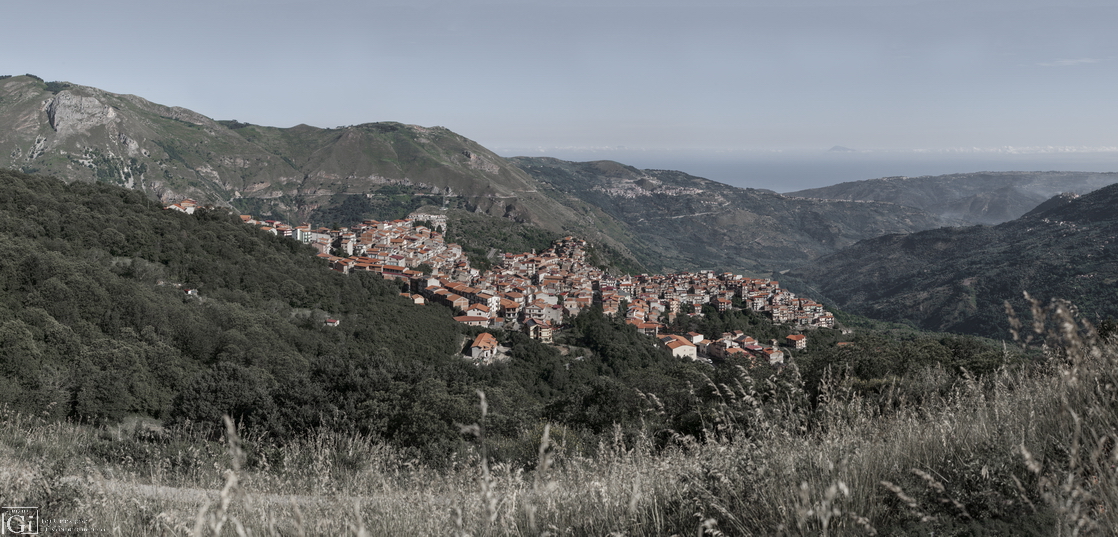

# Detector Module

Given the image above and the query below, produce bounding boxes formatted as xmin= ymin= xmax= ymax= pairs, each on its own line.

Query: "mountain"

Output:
xmin=783 ymin=184 xmax=1118 ymax=338
xmin=511 ymin=157 xmax=945 ymax=274
xmin=1 ymin=74 xmax=669 ymax=267
xmin=786 ymin=171 xmax=1118 ymax=225
xmin=0 ymin=75 xmax=593 ymax=227
xmin=0 ymin=74 xmax=963 ymax=274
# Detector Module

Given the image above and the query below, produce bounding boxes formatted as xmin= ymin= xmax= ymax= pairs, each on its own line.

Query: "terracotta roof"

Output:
xmin=471 ymin=332 xmax=499 ymax=350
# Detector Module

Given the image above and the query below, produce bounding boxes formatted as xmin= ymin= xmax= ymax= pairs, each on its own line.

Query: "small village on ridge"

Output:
xmin=168 ymin=200 xmax=835 ymax=367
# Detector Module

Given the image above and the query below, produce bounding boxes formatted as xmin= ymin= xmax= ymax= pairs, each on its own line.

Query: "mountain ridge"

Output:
xmin=784 ymin=184 xmax=1118 ymax=338
xmin=11 ymin=74 xmax=1117 ymax=281
xmin=2 ymin=74 xmax=960 ymax=275
xmin=0 ymin=76 xmax=580 ymax=224
xmin=510 ymin=156 xmax=946 ymax=274
xmin=786 ymin=171 xmax=1118 ymax=225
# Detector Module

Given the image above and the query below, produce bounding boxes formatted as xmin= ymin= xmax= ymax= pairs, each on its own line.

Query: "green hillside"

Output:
xmin=0 ymin=169 xmax=744 ymax=460
xmin=7 ymin=167 xmax=1110 ymax=535
xmin=512 ymin=157 xmax=945 ymax=274
xmin=785 ymin=184 xmax=1118 ymax=338
xmin=4 ymin=75 xmax=975 ymax=276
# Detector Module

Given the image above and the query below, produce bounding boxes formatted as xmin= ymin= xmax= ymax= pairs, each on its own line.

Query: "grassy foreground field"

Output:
xmin=3 ymin=302 xmax=1116 ymax=536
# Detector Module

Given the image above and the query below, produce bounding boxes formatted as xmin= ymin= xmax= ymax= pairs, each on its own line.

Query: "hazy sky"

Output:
xmin=4 ymin=0 xmax=1117 ymax=186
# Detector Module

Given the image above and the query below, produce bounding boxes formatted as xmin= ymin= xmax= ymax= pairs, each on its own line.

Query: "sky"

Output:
xmin=4 ymin=0 xmax=1117 ymax=190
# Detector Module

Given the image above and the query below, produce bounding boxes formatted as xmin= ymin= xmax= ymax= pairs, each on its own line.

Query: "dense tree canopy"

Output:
xmin=0 ymin=170 xmax=1024 ymax=463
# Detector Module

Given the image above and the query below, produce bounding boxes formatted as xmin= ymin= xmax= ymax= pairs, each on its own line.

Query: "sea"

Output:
xmin=496 ymin=148 xmax=1118 ymax=193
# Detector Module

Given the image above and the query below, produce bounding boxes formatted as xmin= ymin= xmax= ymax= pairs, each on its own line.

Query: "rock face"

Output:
xmin=42 ymin=91 xmax=116 ymax=139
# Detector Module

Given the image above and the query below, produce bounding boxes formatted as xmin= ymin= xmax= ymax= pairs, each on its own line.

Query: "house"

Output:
xmin=499 ymin=298 xmax=522 ymax=322
xmin=762 ymin=347 xmax=785 ymax=364
xmin=659 ymin=334 xmax=698 ymax=360
xmin=453 ymin=315 xmax=490 ymax=327
xmin=447 ymin=294 xmax=469 ymax=311
xmin=786 ymin=334 xmax=807 ymax=350
xmin=470 ymin=332 xmax=499 ymax=360
xmin=734 ymin=334 xmax=757 ymax=347
xmin=626 ymin=319 xmax=662 ymax=337
xmin=324 ymin=318 xmax=341 ymax=327
xmin=707 ymin=340 xmax=739 ymax=360
xmin=465 ymin=303 xmax=492 ymax=319
xmin=400 ymin=293 xmax=425 ymax=305
xmin=524 ymin=301 xmax=547 ymax=321
xmin=712 ymin=297 xmax=732 ymax=312
xmin=525 ymin=318 xmax=553 ymax=343
xmin=165 ymin=199 xmax=199 ymax=214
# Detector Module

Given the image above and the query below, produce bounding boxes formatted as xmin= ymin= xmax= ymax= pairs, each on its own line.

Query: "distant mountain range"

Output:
xmin=787 ymin=171 xmax=1118 ymax=225
xmin=512 ymin=157 xmax=943 ymax=273
xmin=4 ymin=74 xmax=1117 ymax=284
xmin=0 ymin=74 xmax=953 ymax=274
xmin=784 ymin=183 xmax=1118 ymax=338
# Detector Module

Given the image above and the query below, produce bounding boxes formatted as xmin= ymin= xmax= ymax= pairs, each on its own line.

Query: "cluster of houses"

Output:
xmin=603 ymin=271 xmax=835 ymax=334
xmin=237 ymin=211 xmax=475 ymax=283
xmin=655 ymin=331 xmax=809 ymax=366
xmin=411 ymin=235 xmax=604 ymax=349
xmin=172 ymin=202 xmax=835 ymax=364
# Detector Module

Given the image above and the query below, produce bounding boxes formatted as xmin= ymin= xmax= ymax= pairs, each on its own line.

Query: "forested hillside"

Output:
xmin=785 ymin=184 xmax=1118 ymax=338
xmin=0 ymin=170 xmax=472 ymax=448
xmin=512 ymin=157 xmax=944 ymax=274
xmin=0 ymin=169 xmax=1024 ymax=465
xmin=0 ymin=169 xmax=762 ymax=460
xmin=11 ymin=168 xmax=1111 ymax=535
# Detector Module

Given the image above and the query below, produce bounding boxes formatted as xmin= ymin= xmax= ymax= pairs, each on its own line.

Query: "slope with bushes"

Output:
xmin=512 ymin=157 xmax=946 ymax=274
xmin=784 ymin=183 xmax=1118 ymax=338
xmin=2 ymin=292 xmax=1111 ymax=535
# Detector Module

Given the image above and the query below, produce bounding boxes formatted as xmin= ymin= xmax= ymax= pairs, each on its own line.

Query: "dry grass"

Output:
xmin=2 ymin=297 xmax=1116 ymax=535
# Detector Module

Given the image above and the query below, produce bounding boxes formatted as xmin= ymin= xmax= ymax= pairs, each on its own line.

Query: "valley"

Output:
xmin=785 ymin=183 xmax=1118 ymax=339
xmin=2 ymin=73 xmax=1117 ymax=535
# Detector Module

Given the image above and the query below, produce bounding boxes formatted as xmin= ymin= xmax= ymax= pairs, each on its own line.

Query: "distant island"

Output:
xmin=828 ymin=145 xmax=858 ymax=152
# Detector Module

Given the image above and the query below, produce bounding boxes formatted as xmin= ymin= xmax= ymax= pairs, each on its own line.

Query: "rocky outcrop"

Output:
xmin=42 ymin=91 xmax=117 ymax=139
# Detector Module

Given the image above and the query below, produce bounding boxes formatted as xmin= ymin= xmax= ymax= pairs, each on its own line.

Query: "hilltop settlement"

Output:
xmin=169 ymin=200 xmax=834 ymax=366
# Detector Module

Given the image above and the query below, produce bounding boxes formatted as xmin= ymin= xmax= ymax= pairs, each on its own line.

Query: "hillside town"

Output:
xmin=169 ymin=201 xmax=834 ymax=366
